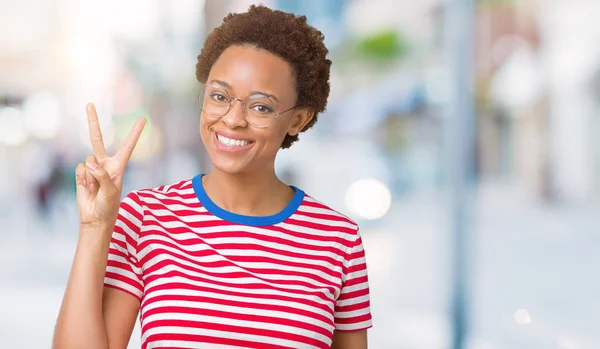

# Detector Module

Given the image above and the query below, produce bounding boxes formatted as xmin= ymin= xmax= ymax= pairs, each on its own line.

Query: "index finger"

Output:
xmin=86 ymin=103 xmax=108 ymax=159
xmin=114 ymin=117 xmax=147 ymax=167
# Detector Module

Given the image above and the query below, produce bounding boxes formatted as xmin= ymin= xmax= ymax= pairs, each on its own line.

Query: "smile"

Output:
xmin=213 ymin=132 xmax=254 ymax=153
xmin=216 ymin=133 xmax=251 ymax=146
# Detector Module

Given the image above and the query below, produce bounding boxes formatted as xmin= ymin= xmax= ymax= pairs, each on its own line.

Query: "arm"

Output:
xmin=331 ymin=230 xmax=372 ymax=349
xmin=52 ymin=225 xmax=113 ymax=349
xmin=52 ymin=226 xmax=141 ymax=349
xmin=103 ymin=287 xmax=141 ymax=348
xmin=52 ymin=103 xmax=146 ymax=349
xmin=331 ymin=330 xmax=368 ymax=349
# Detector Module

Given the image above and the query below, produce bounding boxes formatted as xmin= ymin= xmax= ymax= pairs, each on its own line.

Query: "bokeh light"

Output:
xmin=23 ymin=92 xmax=62 ymax=140
xmin=345 ymin=178 xmax=392 ymax=220
xmin=513 ymin=309 xmax=532 ymax=325
xmin=0 ymin=107 xmax=28 ymax=146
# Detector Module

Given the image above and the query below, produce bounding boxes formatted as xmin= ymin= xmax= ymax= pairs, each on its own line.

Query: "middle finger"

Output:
xmin=85 ymin=154 xmax=100 ymax=192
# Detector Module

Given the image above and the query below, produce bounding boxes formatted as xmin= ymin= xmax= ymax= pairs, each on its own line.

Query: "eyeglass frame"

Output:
xmin=198 ymin=83 xmax=298 ymax=129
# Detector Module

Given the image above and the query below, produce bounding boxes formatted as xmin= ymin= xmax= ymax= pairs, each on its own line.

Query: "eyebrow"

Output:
xmin=208 ymin=79 xmax=280 ymax=102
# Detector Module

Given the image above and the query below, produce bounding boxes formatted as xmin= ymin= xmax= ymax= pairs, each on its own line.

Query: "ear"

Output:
xmin=287 ymin=108 xmax=314 ymax=136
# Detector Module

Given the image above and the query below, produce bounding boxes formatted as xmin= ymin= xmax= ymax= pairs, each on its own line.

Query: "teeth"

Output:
xmin=217 ymin=134 xmax=249 ymax=147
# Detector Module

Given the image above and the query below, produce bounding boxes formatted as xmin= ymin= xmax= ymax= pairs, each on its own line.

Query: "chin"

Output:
xmin=210 ymin=157 xmax=250 ymax=175
xmin=205 ymin=141 xmax=255 ymax=175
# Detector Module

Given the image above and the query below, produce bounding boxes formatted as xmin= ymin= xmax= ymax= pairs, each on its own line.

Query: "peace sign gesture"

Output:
xmin=76 ymin=103 xmax=146 ymax=230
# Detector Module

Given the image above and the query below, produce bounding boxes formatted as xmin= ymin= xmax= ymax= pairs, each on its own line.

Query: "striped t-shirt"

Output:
xmin=104 ymin=174 xmax=372 ymax=349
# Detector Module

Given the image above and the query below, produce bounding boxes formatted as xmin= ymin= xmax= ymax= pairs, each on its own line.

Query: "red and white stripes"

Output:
xmin=104 ymin=178 xmax=372 ymax=349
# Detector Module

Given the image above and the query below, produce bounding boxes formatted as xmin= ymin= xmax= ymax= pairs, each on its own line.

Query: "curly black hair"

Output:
xmin=196 ymin=5 xmax=331 ymax=149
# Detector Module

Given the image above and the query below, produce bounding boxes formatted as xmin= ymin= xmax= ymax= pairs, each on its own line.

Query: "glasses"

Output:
xmin=198 ymin=84 xmax=297 ymax=129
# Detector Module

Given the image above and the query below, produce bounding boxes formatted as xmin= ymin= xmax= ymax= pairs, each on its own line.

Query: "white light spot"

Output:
xmin=23 ymin=92 xmax=62 ymax=139
xmin=0 ymin=107 xmax=28 ymax=146
xmin=514 ymin=309 xmax=532 ymax=325
xmin=345 ymin=178 xmax=392 ymax=220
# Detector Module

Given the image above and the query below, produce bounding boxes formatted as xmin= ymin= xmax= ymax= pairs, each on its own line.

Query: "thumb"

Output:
xmin=85 ymin=162 xmax=118 ymax=197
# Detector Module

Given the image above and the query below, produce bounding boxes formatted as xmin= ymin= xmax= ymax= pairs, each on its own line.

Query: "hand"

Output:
xmin=76 ymin=103 xmax=146 ymax=230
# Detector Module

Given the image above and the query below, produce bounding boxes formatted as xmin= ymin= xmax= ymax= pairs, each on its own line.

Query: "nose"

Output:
xmin=221 ymin=98 xmax=247 ymax=129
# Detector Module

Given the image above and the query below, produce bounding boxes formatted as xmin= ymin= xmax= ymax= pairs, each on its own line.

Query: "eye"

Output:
xmin=210 ymin=92 xmax=229 ymax=103
xmin=250 ymin=104 xmax=274 ymax=114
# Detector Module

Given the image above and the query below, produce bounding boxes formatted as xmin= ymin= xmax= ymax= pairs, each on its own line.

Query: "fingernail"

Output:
xmin=86 ymin=162 xmax=97 ymax=171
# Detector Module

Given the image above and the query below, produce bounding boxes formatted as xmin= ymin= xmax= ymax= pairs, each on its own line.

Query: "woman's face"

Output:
xmin=200 ymin=45 xmax=312 ymax=175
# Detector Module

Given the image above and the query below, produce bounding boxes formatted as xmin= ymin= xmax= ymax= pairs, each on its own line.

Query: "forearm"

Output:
xmin=331 ymin=330 xmax=368 ymax=349
xmin=53 ymin=225 xmax=113 ymax=349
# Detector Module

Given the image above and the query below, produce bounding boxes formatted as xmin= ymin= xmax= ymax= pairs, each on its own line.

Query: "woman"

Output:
xmin=53 ymin=5 xmax=372 ymax=349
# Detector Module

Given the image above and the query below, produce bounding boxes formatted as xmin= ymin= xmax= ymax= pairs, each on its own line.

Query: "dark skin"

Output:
xmin=199 ymin=44 xmax=368 ymax=348
xmin=199 ymin=44 xmax=309 ymax=217
xmin=54 ymin=44 xmax=368 ymax=349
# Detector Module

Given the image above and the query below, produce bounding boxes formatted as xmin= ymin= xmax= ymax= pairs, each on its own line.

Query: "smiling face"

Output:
xmin=200 ymin=45 xmax=313 ymax=175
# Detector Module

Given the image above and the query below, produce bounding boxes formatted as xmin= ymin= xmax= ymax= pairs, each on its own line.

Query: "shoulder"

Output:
xmin=130 ymin=178 xmax=196 ymax=205
xmin=295 ymin=190 xmax=360 ymax=238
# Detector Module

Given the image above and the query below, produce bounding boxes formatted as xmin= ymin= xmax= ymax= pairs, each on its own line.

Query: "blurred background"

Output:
xmin=1 ymin=0 xmax=599 ymax=348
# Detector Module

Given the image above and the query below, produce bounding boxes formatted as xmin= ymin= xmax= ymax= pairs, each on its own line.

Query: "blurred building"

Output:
xmin=1 ymin=0 xmax=599 ymax=348
xmin=475 ymin=0 xmax=600 ymax=203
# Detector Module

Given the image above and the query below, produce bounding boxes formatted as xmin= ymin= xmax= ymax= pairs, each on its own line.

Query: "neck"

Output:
xmin=202 ymin=166 xmax=294 ymax=216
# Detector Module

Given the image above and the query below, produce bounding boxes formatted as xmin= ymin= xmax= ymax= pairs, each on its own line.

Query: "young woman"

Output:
xmin=53 ymin=5 xmax=372 ymax=349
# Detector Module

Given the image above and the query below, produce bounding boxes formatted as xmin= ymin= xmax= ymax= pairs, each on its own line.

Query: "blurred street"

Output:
xmin=2 ymin=0 xmax=600 ymax=348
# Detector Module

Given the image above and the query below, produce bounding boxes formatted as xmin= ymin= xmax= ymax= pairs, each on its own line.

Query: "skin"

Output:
xmin=52 ymin=103 xmax=145 ymax=349
xmin=199 ymin=44 xmax=313 ymax=217
xmin=52 ymin=45 xmax=368 ymax=349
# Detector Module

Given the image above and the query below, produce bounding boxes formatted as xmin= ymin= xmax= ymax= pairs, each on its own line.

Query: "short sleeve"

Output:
xmin=104 ymin=191 xmax=145 ymax=301
xmin=334 ymin=231 xmax=373 ymax=331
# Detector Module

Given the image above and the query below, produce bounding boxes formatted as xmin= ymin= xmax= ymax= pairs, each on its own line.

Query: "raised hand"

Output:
xmin=76 ymin=103 xmax=146 ymax=230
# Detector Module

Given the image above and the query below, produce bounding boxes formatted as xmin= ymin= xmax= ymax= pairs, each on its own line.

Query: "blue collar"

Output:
xmin=191 ymin=174 xmax=305 ymax=226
